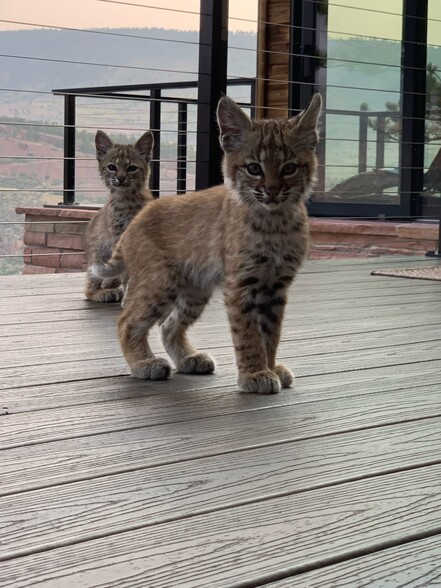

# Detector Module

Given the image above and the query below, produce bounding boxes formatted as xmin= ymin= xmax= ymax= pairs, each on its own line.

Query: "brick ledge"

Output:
xmin=15 ymin=207 xmax=440 ymax=272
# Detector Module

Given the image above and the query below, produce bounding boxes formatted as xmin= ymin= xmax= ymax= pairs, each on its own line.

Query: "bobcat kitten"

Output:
xmin=83 ymin=130 xmax=154 ymax=302
xmin=98 ymin=94 xmax=321 ymax=393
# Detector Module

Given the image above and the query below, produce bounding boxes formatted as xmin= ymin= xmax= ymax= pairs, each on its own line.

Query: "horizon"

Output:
xmin=0 ymin=0 xmax=258 ymax=34
xmin=3 ymin=0 xmax=441 ymax=41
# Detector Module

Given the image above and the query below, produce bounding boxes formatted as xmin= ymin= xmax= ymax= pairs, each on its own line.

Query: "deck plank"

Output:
xmin=1 ymin=465 xmax=440 ymax=587
xmin=2 ymin=385 xmax=441 ymax=494
xmin=2 ymin=332 xmax=441 ymax=389
xmin=1 ymin=257 xmax=441 ymax=586
xmin=1 ymin=418 xmax=440 ymax=560
xmin=264 ymin=535 xmax=441 ymax=587
xmin=2 ymin=357 xmax=441 ymax=414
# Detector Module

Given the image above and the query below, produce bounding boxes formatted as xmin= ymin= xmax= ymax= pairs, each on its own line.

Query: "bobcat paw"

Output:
xmin=131 ymin=358 xmax=171 ymax=380
xmin=238 ymin=370 xmax=281 ymax=394
xmin=177 ymin=353 xmax=216 ymax=374
xmin=91 ymin=287 xmax=124 ymax=303
xmin=273 ymin=364 xmax=294 ymax=388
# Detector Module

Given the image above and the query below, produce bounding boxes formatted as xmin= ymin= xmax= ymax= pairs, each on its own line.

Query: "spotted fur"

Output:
xmin=83 ymin=130 xmax=154 ymax=302
xmin=101 ymin=94 xmax=321 ymax=393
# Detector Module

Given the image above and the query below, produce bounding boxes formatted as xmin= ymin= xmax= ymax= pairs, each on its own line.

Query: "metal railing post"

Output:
xmin=195 ymin=0 xmax=229 ymax=190
xmin=399 ymin=0 xmax=428 ymax=217
xmin=62 ymin=94 xmax=76 ymax=205
xmin=358 ymin=112 xmax=368 ymax=174
xmin=149 ymin=88 xmax=161 ymax=198
xmin=177 ymin=103 xmax=188 ymax=194
xmin=375 ymin=115 xmax=386 ymax=171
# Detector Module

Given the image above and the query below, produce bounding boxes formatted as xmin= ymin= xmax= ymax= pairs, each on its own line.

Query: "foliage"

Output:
xmin=366 ymin=63 xmax=441 ymax=143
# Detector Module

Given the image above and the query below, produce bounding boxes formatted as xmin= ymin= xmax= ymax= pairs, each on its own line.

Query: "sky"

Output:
xmin=0 ymin=0 xmax=440 ymax=41
xmin=0 ymin=0 xmax=258 ymax=33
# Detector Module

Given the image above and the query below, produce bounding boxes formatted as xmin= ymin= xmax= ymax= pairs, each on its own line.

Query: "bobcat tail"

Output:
xmin=90 ymin=244 xmax=125 ymax=279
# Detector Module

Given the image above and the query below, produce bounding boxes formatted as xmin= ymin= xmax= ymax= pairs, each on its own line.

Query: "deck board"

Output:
xmin=1 ymin=418 xmax=441 ymax=560
xmin=265 ymin=535 xmax=441 ymax=587
xmin=1 ymin=466 xmax=441 ymax=587
xmin=1 ymin=257 xmax=441 ymax=586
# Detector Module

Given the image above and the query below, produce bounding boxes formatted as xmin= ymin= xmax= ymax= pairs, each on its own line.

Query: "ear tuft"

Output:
xmin=216 ymin=96 xmax=252 ymax=152
xmin=134 ymin=131 xmax=154 ymax=162
xmin=95 ymin=130 xmax=113 ymax=161
xmin=295 ymin=93 xmax=322 ymax=148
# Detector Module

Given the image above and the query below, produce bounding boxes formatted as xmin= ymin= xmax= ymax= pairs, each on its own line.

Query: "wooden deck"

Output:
xmin=1 ymin=256 xmax=441 ymax=587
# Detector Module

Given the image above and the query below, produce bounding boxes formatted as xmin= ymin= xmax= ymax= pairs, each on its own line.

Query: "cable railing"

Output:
xmin=52 ymin=77 xmax=256 ymax=203
xmin=1 ymin=0 xmax=441 ymax=276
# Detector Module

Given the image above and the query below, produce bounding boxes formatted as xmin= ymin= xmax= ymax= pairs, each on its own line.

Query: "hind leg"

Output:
xmin=84 ymin=269 xmax=123 ymax=303
xmin=161 ymin=285 xmax=215 ymax=374
xmin=118 ymin=280 xmax=174 ymax=380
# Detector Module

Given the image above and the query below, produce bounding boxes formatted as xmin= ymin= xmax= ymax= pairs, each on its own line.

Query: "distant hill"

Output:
xmin=0 ymin=27 xmax=257 ymax=95
xmin=2 ymin=27 xmax=441 ymax=117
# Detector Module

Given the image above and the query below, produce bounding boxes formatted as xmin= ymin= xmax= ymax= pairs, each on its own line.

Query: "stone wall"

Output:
xmin=309 ymin=219 xmax=439 ymax=259
xmin=16 ymin=206 xmax=96 ymax=274
xmin=15 ymin=206 xmax=440 ymax=274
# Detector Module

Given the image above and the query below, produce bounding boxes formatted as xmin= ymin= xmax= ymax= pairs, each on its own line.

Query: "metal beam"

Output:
xmin=195 ymin=0 xmax=229 ymax=190
xmin=399 ymin=0 xmax=428 ymax=218
xmin=62 ymin=94 xmax=76 ymax=205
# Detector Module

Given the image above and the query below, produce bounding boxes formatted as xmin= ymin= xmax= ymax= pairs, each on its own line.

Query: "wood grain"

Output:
xmin=2 ymin=257 xmax=441 ymax=586
xmin=1 ymin=357 xmax=441 ymax=415
xmin=264 ymin=535 xmax=441 ymax=587
xmin=1 ymin=418 xmax=440 ymax=560
xmin=1 ymin=465 xmax=440 ymax=587
xmin=2 ymin=384 xmax=441 ymax=494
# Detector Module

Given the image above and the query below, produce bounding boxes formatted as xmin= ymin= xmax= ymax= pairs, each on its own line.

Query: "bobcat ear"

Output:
xmin=95 ymin=130 xmax=113 ymax=161
xmin=134 ymin=131 xmax=154 ymax=162
xmin=292 ymin=93 xmax=322 ymax=149
xmin=217 ymin=96 xmax=252 ymax=152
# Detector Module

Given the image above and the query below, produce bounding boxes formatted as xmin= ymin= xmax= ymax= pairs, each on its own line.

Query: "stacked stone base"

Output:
xmin=309 ymin=219 xmax=439 ymax=259
xmin=16 ymin=207 xmax=440 ymax=273
xmin=16 ymin=206 xmax=96 ymax=274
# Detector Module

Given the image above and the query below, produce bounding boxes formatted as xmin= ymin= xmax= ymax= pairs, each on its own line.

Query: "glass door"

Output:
xmin=306 ymin=0 xmax=417 ymax=218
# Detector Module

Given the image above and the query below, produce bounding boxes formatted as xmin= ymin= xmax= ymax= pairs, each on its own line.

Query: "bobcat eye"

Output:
xmin=107 ymin=164 xmax=117 ymax=172
xmin=246 ymin=163 xmax=262 ymax=176
xmin=127 ymin=165 xmax=138 ymax=172
xmin=281 ymin=162 xmax=298 ymax=176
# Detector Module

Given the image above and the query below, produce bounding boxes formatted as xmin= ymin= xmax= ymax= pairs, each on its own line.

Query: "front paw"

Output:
xmin=238 ymin=370 xmax=281 ymax=394
xmin=273 ymin=364 xmax=294 ymax=388
xmin=131 ymin=358 xmax=171 ymax=380
xmin=177 ymin=353 xmax=216 ymax=374
xmin=94 ymin=287 xmax=124 ymax=303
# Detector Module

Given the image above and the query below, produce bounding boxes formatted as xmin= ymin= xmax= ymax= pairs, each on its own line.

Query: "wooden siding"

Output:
xmin=257 ymin=0 xmax=291 ymax=118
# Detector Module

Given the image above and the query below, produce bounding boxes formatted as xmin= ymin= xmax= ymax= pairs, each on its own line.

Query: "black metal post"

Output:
xmin=62 ymin=94 xmax=76 ymax=205
xmin=399 ymin=0 xmax=428 ymax=218
xmin=358 ymin=112 xmax=368 ymax=174
xmin=177 ymin=103 xmax=188 ymax=194
xmin=289 ymin=0 xmax=327 ymax=195
xmin=376 ymin=116 xmax=386 ymax=170
xmin=195 ymin=0 xmax=229 ymax=190
xmin=289 ymin=0 xmax=316 ymax=115
xmin=149 ymin=88 xmax=161 ymax=198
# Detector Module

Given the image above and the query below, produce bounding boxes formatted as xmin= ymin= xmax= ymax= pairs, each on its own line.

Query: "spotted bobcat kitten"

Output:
xmin=98 ymin=94 xmax=321 ymax=393
xmin=84 ymin=130 xmax=154 ymax=302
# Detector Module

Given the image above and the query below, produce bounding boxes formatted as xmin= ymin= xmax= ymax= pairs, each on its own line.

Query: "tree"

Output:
xmin=366 ymin=62 xmax=441 ymax=143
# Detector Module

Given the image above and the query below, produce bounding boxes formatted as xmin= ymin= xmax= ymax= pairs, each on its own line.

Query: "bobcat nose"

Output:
xmin=265 ymin=185 xmax=280 ymax=199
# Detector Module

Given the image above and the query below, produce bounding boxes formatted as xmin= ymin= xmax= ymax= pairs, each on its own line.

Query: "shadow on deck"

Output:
xmin=1 ymin=256 xmax=441 ymax=586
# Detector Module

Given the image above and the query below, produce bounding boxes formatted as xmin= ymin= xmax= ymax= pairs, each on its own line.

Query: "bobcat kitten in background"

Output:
xmin=83 ymin=130 xmax=154 ymax=302
xmin=97 ymin=94 xmax=321 ymax=393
